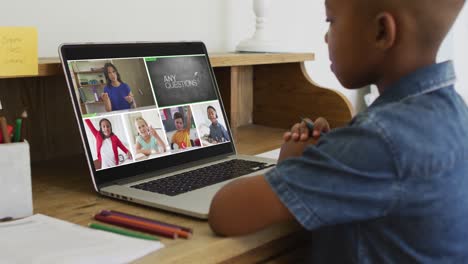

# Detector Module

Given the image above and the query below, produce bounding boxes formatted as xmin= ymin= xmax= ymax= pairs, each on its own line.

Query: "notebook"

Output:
xmin=59 ymin=42 xmax=276 ymax=219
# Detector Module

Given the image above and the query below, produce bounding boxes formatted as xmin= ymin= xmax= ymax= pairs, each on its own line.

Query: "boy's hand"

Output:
xmin=310 ymin=117 xmax=330 ymax=138
xmin=283 ymin=117 xmax=330 ymax=142
xmin=278 ymin=140 xmax=309 ymax=163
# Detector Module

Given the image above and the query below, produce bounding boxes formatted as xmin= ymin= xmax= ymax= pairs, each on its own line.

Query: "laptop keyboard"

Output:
xmin=131 ymin=159 xmax=275 ymax=196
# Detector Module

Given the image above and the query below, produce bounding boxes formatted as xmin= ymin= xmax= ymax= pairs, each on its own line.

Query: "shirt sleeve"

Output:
xmin=265 ymin=125 xmax=399 ymax=230
xmin=84 ymin=118 xmax=99 ymax=137
xmin=114 ymin=135 xmax=129 ymax=154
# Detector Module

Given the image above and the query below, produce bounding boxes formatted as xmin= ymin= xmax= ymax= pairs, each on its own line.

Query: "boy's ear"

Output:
xmin=374 ymin=12 xmax=396 ymax=50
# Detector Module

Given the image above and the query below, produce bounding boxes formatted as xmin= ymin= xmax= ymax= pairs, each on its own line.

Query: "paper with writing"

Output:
xmin=0 ymin=27 xmax=38 ymax=77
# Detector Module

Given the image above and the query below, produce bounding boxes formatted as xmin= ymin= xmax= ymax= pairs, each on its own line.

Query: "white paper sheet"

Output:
xmin=0 ymin=214 xmax=164 ymax=264
xmin=256 ymin=148 xmax=280 ymax=160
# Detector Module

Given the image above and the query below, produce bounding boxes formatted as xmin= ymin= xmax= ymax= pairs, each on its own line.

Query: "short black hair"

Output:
xmin=207 ymin=105 xmax=217 ymax=112
xmin=173 ymin=112 xmax=183 ymax=121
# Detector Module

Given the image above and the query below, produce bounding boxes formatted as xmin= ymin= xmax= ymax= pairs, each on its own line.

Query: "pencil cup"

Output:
xmin=0 ymin=140 xmax=33 ymax=219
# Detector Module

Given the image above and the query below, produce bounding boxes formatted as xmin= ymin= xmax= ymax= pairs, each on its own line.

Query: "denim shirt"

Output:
xmin=265 ymin=61 xmax=468 ymax=263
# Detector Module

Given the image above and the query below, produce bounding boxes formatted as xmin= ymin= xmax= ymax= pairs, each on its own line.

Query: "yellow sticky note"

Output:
xmin=0 ymin=27 xmax=38 ymax=77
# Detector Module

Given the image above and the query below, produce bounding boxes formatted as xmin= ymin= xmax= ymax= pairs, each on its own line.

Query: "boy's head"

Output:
xmin=173 ymin=112 xmax=184 ymax=131
xmin=325 ymin=0 xmax=465 ymax=90
xmin=207 ymin=106 xmax=218 ymax=123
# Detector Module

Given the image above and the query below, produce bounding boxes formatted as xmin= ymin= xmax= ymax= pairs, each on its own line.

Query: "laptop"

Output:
xmin=59 ymin=42 xmax=276 ymax=219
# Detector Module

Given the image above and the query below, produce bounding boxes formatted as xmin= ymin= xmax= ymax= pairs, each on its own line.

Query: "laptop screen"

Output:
xmin=60 ymin=43 xmax=235 ymax=187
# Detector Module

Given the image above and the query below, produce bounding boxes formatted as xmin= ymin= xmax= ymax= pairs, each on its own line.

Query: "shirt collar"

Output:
xmin=370 ymin=61 xmax=456 ymax=108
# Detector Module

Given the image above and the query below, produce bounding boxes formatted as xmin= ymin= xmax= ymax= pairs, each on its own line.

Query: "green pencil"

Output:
xmin=89 ymin=222 xmax=160 ymax=241
xmin=13 ymin=118 xmax=22 ymax=142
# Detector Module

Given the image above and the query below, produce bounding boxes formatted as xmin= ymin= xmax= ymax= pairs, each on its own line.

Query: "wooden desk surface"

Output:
xmin=32 ymin=125 xmax=307 ymax=264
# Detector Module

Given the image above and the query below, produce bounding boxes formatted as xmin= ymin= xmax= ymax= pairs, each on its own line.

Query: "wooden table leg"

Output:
xmin=229 ymin=65 xmax=253 ymax=139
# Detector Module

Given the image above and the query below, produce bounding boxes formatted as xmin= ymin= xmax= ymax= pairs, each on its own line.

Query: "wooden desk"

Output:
xmin=33 ymin=126 xmax=309 ymax=264
xmin=2 ymin=53 xmax=352 ymax=263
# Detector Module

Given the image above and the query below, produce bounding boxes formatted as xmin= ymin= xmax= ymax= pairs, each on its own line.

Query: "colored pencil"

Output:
xmin=94 ymin=213 xmax=179 ymax=239
xmin=13 ymin=118 xmax=22 ymax=142
xmin=106 ymin=210 xmax=193 ymax=233
xmin=97 ymin=212 xmax=191 ymax=239
xmin=300 ymin=117 xmax=324 ymax=137
xmin=89 ymin=222 xmax=160 ymax=241
xmin=0 ymin=117 xmax=10 ymax=143
xmin=94 ymin=213 xmax=178 ymax=239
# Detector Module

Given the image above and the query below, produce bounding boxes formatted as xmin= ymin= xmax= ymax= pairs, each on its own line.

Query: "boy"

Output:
xmin=171 ymin=106 xmax=192 ymax=149
xmin=209 ymin=0 xmax=468 ymax=262
xmin=207 ymin=106 xmax=230 ymax=143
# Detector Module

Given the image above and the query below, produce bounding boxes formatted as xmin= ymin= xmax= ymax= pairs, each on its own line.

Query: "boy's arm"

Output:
xmin=209 ymin=140 xmax=307 ymax=236
xmin=209 ymin=174 xmax=295 ymax=236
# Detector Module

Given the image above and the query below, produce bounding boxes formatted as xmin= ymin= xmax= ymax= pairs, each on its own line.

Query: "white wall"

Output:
xmin=441 ymin=4 xmax=468 ymax=102
xmin=227 ymin=1 xmax=366 ymax=114
xmin=2 ymin=0 xmax=363 ymax=111
xmin=0 ymin=0 xmax=229 ymax=55
xmin=2 ymin=0 xmax=464 ymax=112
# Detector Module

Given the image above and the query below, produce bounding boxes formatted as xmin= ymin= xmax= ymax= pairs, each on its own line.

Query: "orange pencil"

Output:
xmin=101 ymin=213 xmax=192 ymax=239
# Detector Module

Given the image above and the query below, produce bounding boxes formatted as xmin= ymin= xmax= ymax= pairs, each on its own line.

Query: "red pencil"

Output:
xmin=94 ymin=214 xmax=178 ymax=239
xmin=96 ymin=213 xmax=192 ymax=239
xmin=106 ymin=210 xmax=193 ymax=233
xmin=105 ymin=213 xmax=192 ymax=239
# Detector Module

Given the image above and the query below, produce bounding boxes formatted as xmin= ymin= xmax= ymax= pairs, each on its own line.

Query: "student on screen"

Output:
xmin=134 ymin=117 xmax=166 ymax=156
xmin=171 ymin=107 xmax=192 ymax=149
xmin=85 ymin=118 xmax=132 ymax=169
xmin=207 ymin=106 xmax=230 ymax=143
xmin=101 ymin=63 xmax=135 ymax=111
